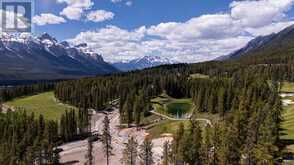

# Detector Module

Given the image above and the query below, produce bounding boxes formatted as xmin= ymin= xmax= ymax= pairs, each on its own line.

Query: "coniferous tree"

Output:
xmin=102 ymin=115 xmax=112 ymax=165
xmin=86 ymin=136 xmax=94 ymax=165
xmin=202 ymin=125 xmax=212 ymax=165
xmin=121 ymin=136 xmax=138 ymax=165
xmin=182 ymin=120 xmax=203 ymax=165
xmin=161 ymin=141 xmax=171 ymax=165
xmin=172 ymin=123 xmax=185 ymax=164
xmin=133 ymin=96 xmax=141 ymax=128
xmin=139 ymin=138 xmax=154 ymax=165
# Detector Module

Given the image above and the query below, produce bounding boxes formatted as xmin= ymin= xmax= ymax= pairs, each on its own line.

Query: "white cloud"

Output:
xmin=69 ymin=24 xmax=251 ymax=63
xmin=111 ymin=0 xmax=132 ymax=6
xmin=230 ymin=0 xmax=294 ymax=28
xmin=60 ymin=7 xmax=83 ymax=20
xmin=58 ymin=0 xmax=93 ymax=20
xmin=57 ymin=0 xmax=93 ymax=9
xmin=246 ymin=21 xmax=294 ymax=36
xmin=33 ymin=13 xmax=66 ymax=26
xmin=86 ymin=10 xmax=114 ymax=22
xmin=69 ymin=0 xmax=294 ymax=63
xmin=147 ymin=14 xmax=242 ymax=40
xmin=126 ymin=1 xmax=132 ymax=6
xmin=111 ymin=0 xmax=122 ymax=3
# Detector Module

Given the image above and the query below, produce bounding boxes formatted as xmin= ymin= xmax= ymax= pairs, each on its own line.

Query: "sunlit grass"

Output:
xmin=6 ymin=92 xmax=77 ymax=120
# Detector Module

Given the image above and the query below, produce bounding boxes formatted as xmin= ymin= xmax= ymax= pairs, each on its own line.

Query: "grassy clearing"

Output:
xmin=5 ymin=92 xmax=77 ymax=120
xmin=141 ymin=114 xmax=162 ymax=126
xmin=147 ymin=119 xmax=209 ymax=139
xmin=151 ymin=93 xmax=193 ymax=118
xmin=284 ymin=161 xmax=294 ymax=165
xmin=281 ymin=82 xmax=294 ymax=93
xmin=281 ymin=83 xmax=294 ymax=164
xmin=281 ymin=101 xmax=294 ymax=140
xmin=147 ymin=120 xmax=190 ymax=139
xmin=189 ymin=73 xmax=209 ymax=79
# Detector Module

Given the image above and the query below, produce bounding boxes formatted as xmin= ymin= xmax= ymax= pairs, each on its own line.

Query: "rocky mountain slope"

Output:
xmin=0 ymin=33 xmax=118 ymax=80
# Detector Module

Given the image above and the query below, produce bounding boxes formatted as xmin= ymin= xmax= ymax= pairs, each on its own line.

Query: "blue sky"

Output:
xmin=35 ymin=0 xmax=234 ymax=40
xmin=29 ymin=0 xmax=294 ymax=62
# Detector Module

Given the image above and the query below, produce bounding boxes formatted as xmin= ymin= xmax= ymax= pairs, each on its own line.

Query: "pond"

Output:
xmin=167 ymin=102 xmax=192 ymax=119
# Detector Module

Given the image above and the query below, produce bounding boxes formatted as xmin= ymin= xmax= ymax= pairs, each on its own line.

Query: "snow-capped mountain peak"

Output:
xmin=59 ymin=41 xmax=70 ymax=48
xmin=38 ymin=33 xmax=57 ymax=42
xmin=113 ymin=55 xmax=175 ymax=71
xmin=137 ymin=56 xmax=172 ymax=64
xmin=38 ymin=33 xmax=58 ymax=47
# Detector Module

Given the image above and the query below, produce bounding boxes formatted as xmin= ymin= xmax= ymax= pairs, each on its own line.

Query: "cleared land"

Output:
xmin=151 ymin=93 xmax=193 ymax=119
xmin=5 ymin=92 xmax=76 ymax=120
xmin=282 ymin=102 xmax=294 ymax=140
xmin=147 ymin=120 xmax=189 ymax=139
xmin=281 ymin=82 xmax=294 ymax=141
xmin=189 ymin=73 xmax=210 ymax=79
xmin=281 ymin=82 xmax=294 ymax=93
xmin=281 ymin=82 xmax=294 ymax=164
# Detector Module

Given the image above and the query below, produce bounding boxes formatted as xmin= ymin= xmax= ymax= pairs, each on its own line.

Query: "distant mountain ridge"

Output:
xmin=0 ymin=33 xmax=118 ymax=80
xmin=113 ymin=56 xmax=174 ymax=71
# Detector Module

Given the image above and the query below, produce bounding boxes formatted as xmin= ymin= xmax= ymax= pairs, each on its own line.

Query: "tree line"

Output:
xmin=0 ymin=82 xmax=55 ymax=102
xmin=0 ymin=111 xmax=59 ymax=164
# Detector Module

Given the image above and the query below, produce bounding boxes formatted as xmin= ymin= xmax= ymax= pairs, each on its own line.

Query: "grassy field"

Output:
xmin=281 ymin=82 xmax=294 ymax=93
xmin=281 ymin=82 xmax=294 ymax=164
xmin=281 ymin=82 xmax=294 ymax=141
xmin=151 ymin=93 xmax=194 ymax=118
xmin=281 ymin=102 xmax=294 ymax=140
xmin=147 ymin=120 xmax=190 ymax=139
xmin=5 ymin=92 xmax=77 ymax=120
xmin=147 ymin=119 xmax=210 ymax=139
xmin=189 ymin=73 xmax=210 ymax=79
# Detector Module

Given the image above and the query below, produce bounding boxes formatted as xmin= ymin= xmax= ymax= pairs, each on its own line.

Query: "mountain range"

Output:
xmin=113 ymin=56 xmax=174 ymax=71
xmin=2 ymin=24 xmax=294 ymax=81
xmin=0 ymin=33 xmax=118 ymax=80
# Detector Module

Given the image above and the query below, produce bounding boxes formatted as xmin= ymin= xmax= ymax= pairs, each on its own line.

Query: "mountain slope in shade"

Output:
xmin=215 ymin=33 xmax=276 ymax=61
xmin=0 ymin=33 xmax=118 ymax=80
xmin=113 ymin=56 xmax=174 ymax=71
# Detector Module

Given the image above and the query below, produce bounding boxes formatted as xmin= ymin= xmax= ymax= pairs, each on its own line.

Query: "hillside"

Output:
xmin=217 ymin=25 xmax=294 ymax=65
